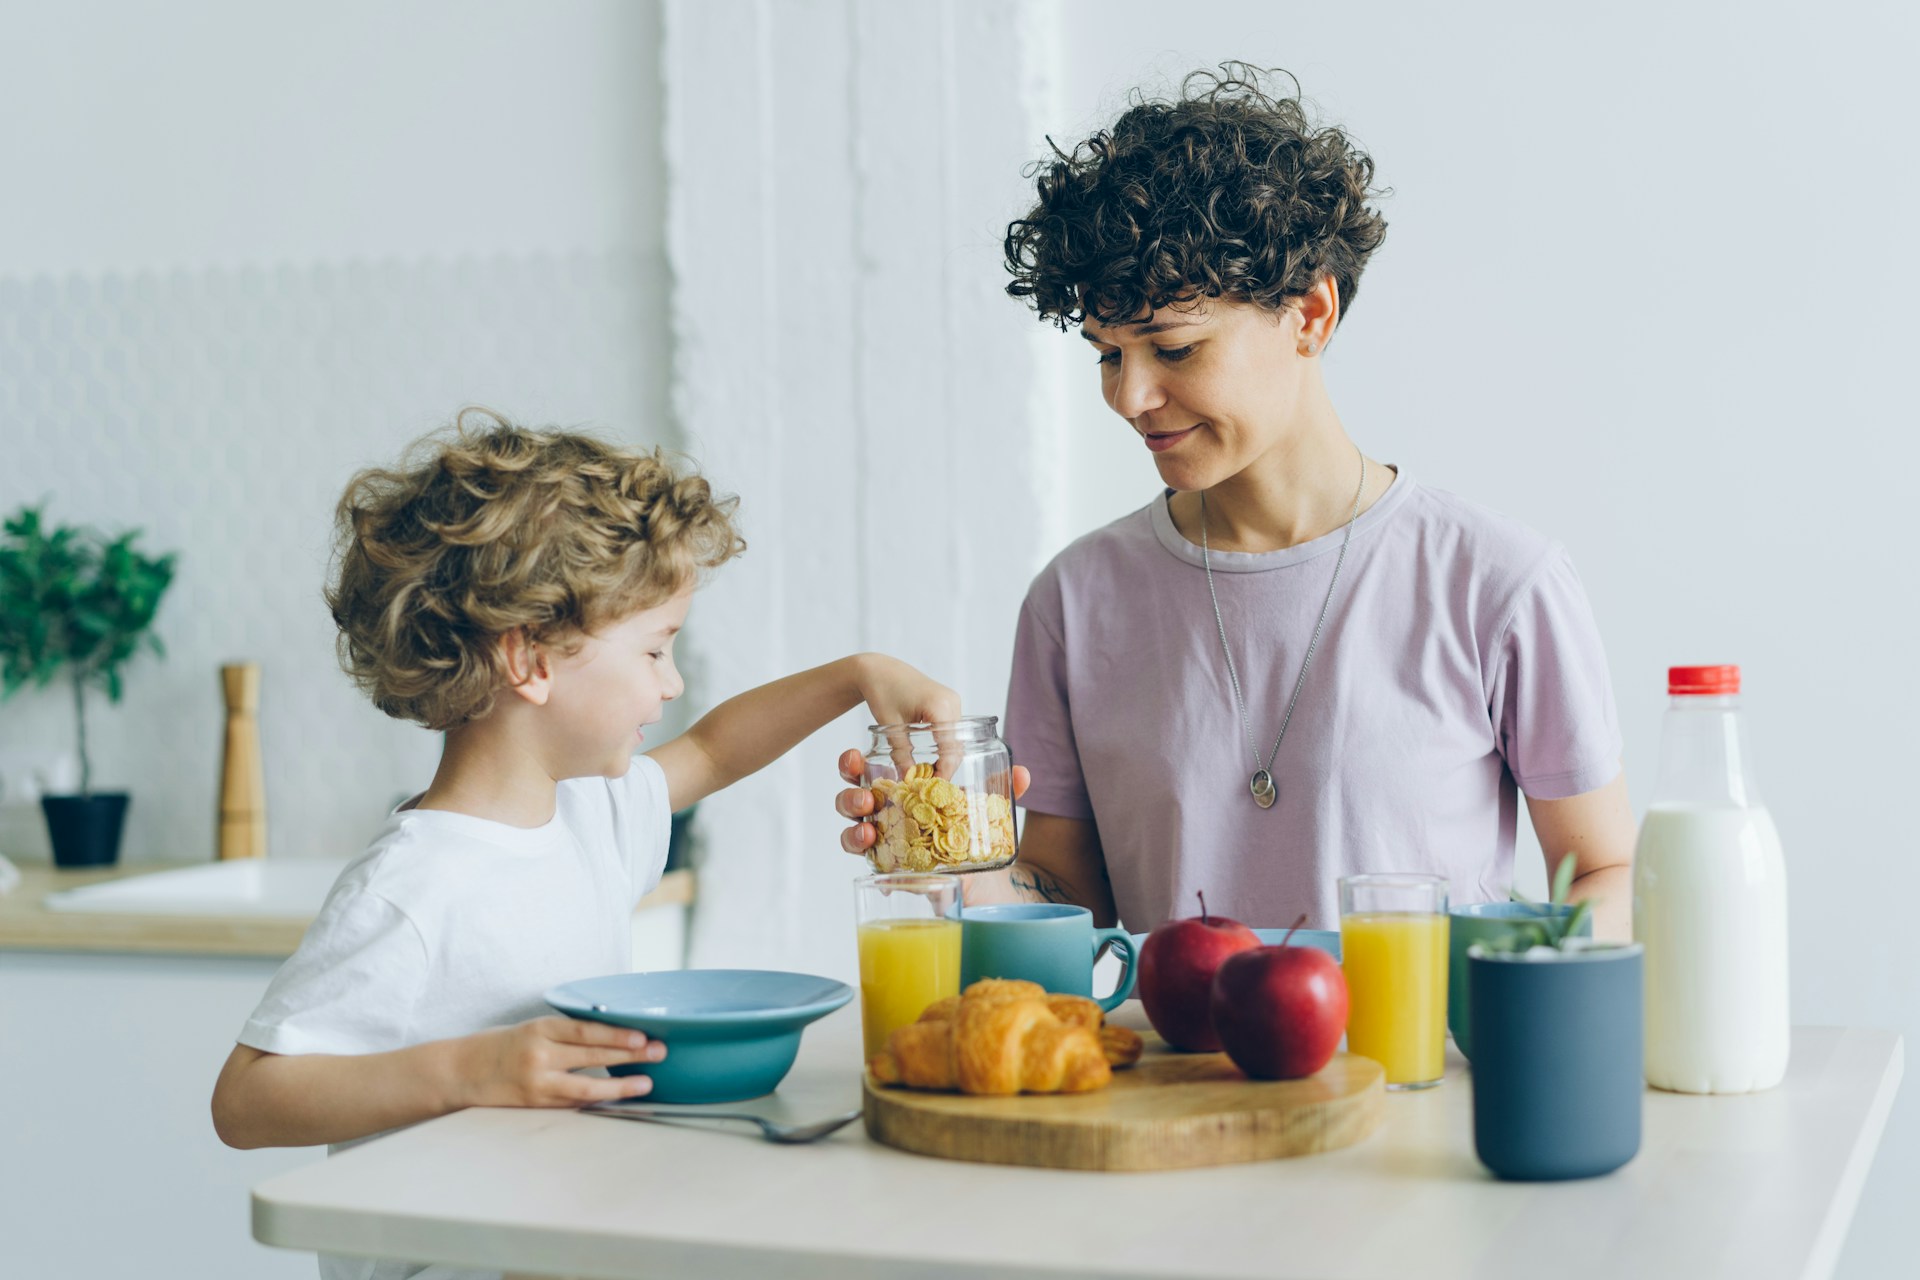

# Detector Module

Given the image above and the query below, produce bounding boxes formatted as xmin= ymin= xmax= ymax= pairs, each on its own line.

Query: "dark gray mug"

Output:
xmin=1469 ymin=941 xmax=1644 ymax=1181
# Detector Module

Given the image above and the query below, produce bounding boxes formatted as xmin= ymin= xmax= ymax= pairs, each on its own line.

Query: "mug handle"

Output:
xmin=1091 ymin=928 xmax=1139 ymax=1013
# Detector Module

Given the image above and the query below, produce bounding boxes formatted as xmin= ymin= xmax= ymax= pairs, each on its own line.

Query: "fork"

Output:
xmin=580 ymin=1102 xmax=863 ymax=1144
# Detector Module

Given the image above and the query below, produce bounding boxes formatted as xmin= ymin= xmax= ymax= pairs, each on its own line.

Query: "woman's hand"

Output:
xmin=836 ymin=748 xmax=1031 ymax=857
xmin=458 ymin=1016 xmax=666 ymax=1108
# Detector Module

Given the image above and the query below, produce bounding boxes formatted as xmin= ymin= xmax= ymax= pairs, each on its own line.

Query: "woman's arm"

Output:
xmin=210 ymin=1017 xmax=662 ymax=1150
xmin=957 ymin=812 xmax=1122 ymax=927
xmin=1525 ymin=771 xmax=1636 ymax=941
xmin=649 ymin=655 xmax=957 ymax=813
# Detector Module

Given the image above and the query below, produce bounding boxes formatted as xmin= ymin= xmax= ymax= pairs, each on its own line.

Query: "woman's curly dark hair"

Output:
xmin=1005 ymin=64 xmax=1389 ymax=331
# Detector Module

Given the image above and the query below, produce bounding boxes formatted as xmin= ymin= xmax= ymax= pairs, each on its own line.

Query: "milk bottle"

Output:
xmin=1633 ymin=665 xmax=1789 ymax=1093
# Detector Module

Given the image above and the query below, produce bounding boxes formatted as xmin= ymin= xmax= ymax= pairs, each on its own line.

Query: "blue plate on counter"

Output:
xmin=546 ymin=969 xmax=853 ymax=1104
xmin=1126 ymin=927 xmax=1342 ymax=960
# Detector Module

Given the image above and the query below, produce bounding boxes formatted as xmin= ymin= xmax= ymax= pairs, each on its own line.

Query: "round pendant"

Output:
xmin=1250 ymin=769 xmax=1276 ymax=809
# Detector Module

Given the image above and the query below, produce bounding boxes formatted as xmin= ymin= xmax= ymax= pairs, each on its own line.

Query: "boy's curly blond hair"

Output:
xmin=325 ymin=408 xmax=744 ymax=731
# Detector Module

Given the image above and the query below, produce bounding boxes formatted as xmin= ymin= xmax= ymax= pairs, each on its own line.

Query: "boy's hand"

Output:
xmin=852 ymin=654 xmax=967 ymax=778
xmin=460 ymin=1016 xmax=665 ymax=1108
xmin=851 ymin=654 xmax=962 ymax=729
xmin=836 ymin=748 xmax=1031 ymax=857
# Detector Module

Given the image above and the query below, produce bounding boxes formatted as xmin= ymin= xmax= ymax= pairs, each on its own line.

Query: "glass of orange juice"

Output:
xmin=1340 ymin=873 xmax=1450 ymax=1090
xmin=855 ymin=872 xmax=963 ymax=1060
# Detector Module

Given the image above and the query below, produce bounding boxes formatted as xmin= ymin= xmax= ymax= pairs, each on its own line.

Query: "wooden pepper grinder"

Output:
xmin=218 ymin=662 xmax=268 ymax=860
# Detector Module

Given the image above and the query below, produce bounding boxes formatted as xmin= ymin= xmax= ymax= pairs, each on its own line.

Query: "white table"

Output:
xmin=251 ymin=1005 xmax=1902 ymax=1280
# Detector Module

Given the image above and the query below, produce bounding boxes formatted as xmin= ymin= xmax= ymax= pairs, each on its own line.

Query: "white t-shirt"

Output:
xmin=237 ymin=755 xmax=672 ymax=1280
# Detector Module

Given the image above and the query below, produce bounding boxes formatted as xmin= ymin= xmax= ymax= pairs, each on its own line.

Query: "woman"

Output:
xmin=837 ymin=66 xmax=1634 ymax=938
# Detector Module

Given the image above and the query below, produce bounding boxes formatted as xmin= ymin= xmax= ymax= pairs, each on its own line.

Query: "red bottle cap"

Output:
xmin=1669 ymin=665 xmax=1741 ymax=696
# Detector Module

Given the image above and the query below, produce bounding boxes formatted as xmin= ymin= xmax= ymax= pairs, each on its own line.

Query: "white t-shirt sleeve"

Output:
xmin=238 ymin=885 xmax=430 ymax=1057
xmin=609 ymin=753 xmax=673 ymax=903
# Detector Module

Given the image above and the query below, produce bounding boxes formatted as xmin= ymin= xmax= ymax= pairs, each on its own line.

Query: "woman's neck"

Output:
xmin=1168 ymin=417 xmax=1392 ymax=555
xmin=413 ymin=720 xmax=560 ymax=828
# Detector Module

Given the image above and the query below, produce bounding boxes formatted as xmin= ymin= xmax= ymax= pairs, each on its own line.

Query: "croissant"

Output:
xmin=1044 ymin=995 xmax=1145 ymax=1067
xmin=915 ymin=988 xmax=1144 ymax=1068
xmin=868 ymin=979 xmax=1122 ymax=1095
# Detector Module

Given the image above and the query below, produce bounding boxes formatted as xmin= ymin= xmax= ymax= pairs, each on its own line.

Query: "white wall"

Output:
xmin=1050 ymin=4 xmax=1919 ymax=1276
xmin=663 ymin=0 xmax=1060 ymax=978
xmin=0 ymin=0 xmax=673 ymax=866
xmin=0 ymin=0 xmax=662 ymax=272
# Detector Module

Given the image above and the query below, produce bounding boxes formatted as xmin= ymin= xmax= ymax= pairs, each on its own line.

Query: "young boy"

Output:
xmin=211 ymin=411 xmax=956 ymax=1173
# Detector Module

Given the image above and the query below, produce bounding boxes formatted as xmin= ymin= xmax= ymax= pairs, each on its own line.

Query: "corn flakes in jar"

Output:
xmin=861 ymin=717 xmax=1017 ymax=874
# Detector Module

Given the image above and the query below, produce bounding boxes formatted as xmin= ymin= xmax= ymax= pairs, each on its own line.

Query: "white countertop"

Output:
xmin=251 ymin=1005 xmax=1902 ymax=1280
xmin=0 ymin=858 xmax=693 ymax=956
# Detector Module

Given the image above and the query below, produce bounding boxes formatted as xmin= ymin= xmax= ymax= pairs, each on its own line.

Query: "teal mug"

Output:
xmin=960 ymin=903 xmax=1139 ymax=1012
xmin=1448 ymin=901 xmax=1592 ymax=1059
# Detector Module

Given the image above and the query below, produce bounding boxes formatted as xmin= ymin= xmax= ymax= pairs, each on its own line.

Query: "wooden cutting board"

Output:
xmin=862 ymin=1031 xmax=1385 ymax=1172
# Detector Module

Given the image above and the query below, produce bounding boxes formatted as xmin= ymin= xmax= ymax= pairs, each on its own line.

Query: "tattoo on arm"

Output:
xmin=1008 ymin=866 xmax=1078 ymax=906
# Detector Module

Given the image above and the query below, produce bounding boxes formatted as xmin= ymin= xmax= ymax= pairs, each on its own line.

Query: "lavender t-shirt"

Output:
xmin=1004 ymin=468 xmax=1621 ymax=933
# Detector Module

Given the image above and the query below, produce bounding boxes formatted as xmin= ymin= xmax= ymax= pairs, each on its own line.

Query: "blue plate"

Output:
xmin=1127 ymin=927 xmax=1342 ymax=961
xmin=546 ymin=969 xmax=853 ymax=1104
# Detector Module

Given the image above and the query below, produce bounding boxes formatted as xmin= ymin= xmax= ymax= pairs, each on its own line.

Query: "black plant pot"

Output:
xmin=41 ymin=793 xmax=131 ymax=868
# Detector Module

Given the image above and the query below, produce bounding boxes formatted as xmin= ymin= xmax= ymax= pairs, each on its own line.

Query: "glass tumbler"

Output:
xmin=854 ymin=872 xmax=963 ymax=1060
xmin=1340 ymin=873 xmax=1451 ymax=1090
xmin=861 ymin=716 xmax=1017 ymax=874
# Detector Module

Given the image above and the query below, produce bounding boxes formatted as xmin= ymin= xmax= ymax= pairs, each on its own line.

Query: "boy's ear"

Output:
xmin=498 ymin=629 xmax=553 ymax=706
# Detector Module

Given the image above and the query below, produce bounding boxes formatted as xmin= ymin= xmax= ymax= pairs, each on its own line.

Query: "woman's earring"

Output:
xmin=1303 ymin=341 xmax=1320 ymax=356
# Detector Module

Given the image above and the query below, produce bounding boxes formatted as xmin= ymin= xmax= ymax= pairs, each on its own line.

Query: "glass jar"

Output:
xmin=861 ymin=717 xmax=1017 ymax=874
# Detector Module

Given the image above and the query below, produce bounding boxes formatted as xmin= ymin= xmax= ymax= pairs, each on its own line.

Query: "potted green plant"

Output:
xmin=0 ymin=504 xmax=176 ymax=867
xmin=1493 ymin=851 xmax=1595 ymax=949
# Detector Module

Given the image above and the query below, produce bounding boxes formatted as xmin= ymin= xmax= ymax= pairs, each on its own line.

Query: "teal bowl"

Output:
xmin=1127 ymin=927 xmax=1342 ymax=960
xmin=546 ymin=969 xmax=853 ymax=1104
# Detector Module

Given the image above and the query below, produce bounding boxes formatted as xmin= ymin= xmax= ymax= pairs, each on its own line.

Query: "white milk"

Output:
xmin=1633 ymin=803 xmax=1790 ymax=1093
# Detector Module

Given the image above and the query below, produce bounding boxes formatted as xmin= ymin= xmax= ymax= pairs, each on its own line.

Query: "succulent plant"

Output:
xmin=1482 ymin=853 xmax=1593 ymax=953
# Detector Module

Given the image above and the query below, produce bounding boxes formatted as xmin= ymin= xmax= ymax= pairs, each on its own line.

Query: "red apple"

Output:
xmin=1209 ymin=915 xmax=1349 ymax=1080
xmin=1138 ymin=891 xmax=1260 ymax=1051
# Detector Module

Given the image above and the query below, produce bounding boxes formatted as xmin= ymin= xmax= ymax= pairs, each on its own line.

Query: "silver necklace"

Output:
xmin=1201 ymin=451 xmax=1367 ymax=809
